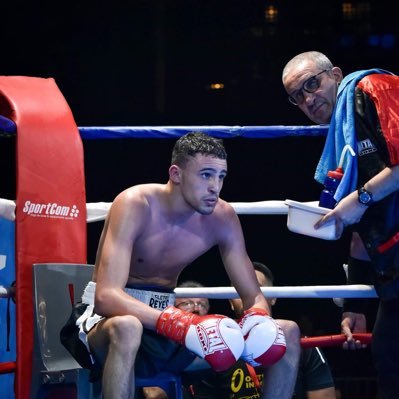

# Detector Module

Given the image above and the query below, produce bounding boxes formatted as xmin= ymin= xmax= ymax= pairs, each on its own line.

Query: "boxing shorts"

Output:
xmin=60 ymin=282 xmax=177 ymax=377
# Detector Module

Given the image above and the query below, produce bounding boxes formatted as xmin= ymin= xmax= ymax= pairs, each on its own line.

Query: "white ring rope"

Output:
xmin=0 ymin=198 xmax=16 ymax=221
xmin=0 ymin=284 xmax=377 ymax=299
xmin=0 ymin=198 xmax=311 ymax=222
xmin=0 ymin=286 xmax=15 ymax=299
xmin=174 ymin=285 xmax=377 ymax=298
xmin=0 ymin=198 xmax=378 ymax=300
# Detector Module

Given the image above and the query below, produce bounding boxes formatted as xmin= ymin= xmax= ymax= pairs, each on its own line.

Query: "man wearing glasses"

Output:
xmin=282 ymin=50 xmax=399 ymax=399
xmin=141 ymin=281 xmax=210 ymax=399
xmin=175 ymin=281 xmax=210 ymax=316
xmin=176 ymin=269 xmax=336 ymax=399
xmin=142 ymin=279 xmax=301 ymax=399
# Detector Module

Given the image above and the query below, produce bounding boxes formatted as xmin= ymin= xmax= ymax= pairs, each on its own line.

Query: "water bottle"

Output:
xmin=319 ymin=167 xmax=343 ymax=209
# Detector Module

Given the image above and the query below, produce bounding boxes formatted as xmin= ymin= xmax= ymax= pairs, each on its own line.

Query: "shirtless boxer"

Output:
xmin=61 ymin=132 xmax=298 ymax=399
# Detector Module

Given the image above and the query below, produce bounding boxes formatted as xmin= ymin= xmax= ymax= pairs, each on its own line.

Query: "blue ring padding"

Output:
xmin=0 ymin=115 xmax=328 ymax=139
xmin=78 ymin=125 xmax=328 ymax=139
xmin=0 ymin=115 xmax=17 ymax=137
xmin=0 ymin=219 xmax=16 ymax=399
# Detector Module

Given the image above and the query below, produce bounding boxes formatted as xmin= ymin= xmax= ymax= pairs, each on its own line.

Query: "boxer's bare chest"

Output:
xmin=128 ymin=213 xmax=218 ymax=285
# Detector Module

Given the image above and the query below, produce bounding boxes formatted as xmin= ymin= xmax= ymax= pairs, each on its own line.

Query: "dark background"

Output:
xmin=1 ymin=0 xmax=395 ymax=394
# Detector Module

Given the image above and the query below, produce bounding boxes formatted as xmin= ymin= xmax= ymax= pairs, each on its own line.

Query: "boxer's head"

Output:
xmin=169 ymin=132 xmax=228 ymax=216
xmin=171 ymin=132 xmax=227 ymax=168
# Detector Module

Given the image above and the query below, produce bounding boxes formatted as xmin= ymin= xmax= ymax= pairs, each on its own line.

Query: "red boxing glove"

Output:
xmin=156 ymin=306 xmax=244 ymax=372
xmin=238 ymin=307 xmax=286 ymax=367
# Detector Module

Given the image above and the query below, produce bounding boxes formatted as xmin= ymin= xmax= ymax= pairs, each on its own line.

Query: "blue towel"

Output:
xmin=314 ymin=68 xmax=393 ymax=202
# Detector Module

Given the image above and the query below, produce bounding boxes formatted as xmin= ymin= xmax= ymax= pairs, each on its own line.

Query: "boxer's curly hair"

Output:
xmin=171 ymin=131 xmax=227 ymax=167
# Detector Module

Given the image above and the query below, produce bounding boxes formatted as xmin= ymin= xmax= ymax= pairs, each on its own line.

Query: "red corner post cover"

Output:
xmin=0 ymin=76 xmax=87 ymax=399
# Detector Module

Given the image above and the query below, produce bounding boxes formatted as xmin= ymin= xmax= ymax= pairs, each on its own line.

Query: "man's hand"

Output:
xmin=314 ymin=191 xmax=368 ymax=238
xmin=341 ymin=311 xmax=368 ymax=350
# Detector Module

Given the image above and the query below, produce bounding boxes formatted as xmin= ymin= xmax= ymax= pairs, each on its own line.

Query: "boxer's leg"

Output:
xmin=262 ymin=319 xmax=301 ymax=399
xmin=89 ymin=315 xmax=143 ymax=399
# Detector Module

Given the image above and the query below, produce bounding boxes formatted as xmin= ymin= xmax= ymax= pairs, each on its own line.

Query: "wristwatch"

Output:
xmin=358 ymin=187 xmax=373 ymax=206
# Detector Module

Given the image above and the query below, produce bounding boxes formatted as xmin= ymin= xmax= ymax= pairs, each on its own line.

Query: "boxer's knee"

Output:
xmin=108 ymin=315 xmax=143 ymax=350
xmin=277 ymin=319 xmax=301 ymax=343
xmin=276 ymin=319 xmax=301 ymax=362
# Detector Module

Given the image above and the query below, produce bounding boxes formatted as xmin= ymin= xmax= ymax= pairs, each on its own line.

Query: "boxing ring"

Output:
xmin=0 ymin=77 xmax=376 ymax=399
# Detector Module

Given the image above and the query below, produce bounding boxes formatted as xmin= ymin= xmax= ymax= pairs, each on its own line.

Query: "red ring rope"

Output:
xmin=301 ymin=333 xmax=372 ymax=348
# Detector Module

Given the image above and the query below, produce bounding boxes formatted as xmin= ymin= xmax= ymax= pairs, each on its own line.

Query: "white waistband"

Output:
xmin=81 ymin=281 xmax=175 ymax=310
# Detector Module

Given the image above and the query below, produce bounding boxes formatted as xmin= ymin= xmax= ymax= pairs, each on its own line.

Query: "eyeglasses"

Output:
xmin=176 ymin=301 xmax=209 ymax=311
xmin=288 ymin=69 xmax=331 ymax=106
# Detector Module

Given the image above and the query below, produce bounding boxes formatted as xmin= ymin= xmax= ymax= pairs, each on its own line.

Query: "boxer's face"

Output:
xmin=171 ymin=154 xmax=227 ymax=215
xmin=283 ymin=61 xmax=342 ymax=125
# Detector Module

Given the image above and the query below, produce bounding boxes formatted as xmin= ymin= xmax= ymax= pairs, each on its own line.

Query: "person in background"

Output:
xmin=282 ymin=51 xmax=399 ymax=399
xmin=233 ymin=262 xmax=336 ymax=399
xmin=143 ymin=278 xmax=301 ymax=399
xmin=60 ymin=132 xmax=296 ymax=399
xmin=182 ymin=262 xmax=336 ymax=399
xmin=141 ymin=281 xmax=210 ymax=399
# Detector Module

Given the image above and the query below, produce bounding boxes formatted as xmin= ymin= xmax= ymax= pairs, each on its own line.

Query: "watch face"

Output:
xmin=359 ymin=190 xmax=371 ymax=204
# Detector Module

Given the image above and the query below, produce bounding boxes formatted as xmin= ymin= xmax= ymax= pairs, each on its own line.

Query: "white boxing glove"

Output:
xmin=238 ymin=307 xmax=286 ymax=367
xmin=156 ymin=306 xmax=244 ymax=372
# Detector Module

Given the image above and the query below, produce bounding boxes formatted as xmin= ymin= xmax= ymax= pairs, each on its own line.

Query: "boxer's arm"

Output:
xmin=216 ymin=201 xmax=270 ymax=313
xmin=93 ymin=189 xmax=162 ymax=328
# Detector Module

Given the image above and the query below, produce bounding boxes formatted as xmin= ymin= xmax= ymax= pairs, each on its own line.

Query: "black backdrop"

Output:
xmin=1 ymin=0 xmax=394 ymax=387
